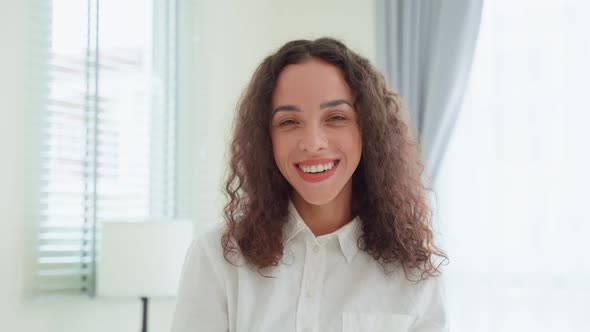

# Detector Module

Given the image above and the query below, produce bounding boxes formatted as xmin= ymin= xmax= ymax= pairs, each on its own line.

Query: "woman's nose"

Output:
xmin=299 ymin=126 xmax=328 ymax=152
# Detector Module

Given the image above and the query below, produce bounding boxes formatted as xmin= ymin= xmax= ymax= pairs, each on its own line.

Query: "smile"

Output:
xmin=294 ymin=160 xmax=340 ymax=183
xmin=297 ymin=161 xmax=337 ymax=174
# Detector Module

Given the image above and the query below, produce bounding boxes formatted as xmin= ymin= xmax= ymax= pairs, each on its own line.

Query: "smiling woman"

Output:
xmin=270 ymin=58 xmax=362 ymax=235
xmin=172 ymin=38 xmax=448 ymax=332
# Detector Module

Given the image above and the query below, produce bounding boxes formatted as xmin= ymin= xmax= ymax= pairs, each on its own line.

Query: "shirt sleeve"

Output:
xmin=410 ymin=273 xmax=449 ymax=332
xmin=171 ymin=235 xmax=229 ymax=332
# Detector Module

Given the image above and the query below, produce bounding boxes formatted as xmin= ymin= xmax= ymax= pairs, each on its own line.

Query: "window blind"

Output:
xmin=37 ymin=0 xmax=178 ymax=297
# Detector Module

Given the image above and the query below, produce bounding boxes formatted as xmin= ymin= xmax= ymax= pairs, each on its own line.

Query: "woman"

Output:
xmin=172 ymin=38 xmax=448 ymax=332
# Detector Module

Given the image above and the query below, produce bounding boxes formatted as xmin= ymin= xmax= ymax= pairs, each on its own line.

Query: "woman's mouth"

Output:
xmin=294 ymin=160 xmax=339 ymax=182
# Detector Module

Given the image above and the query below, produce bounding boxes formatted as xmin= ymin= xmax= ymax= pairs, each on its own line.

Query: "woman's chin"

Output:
xmin=293 ymin=187 xmax=340 ymax=206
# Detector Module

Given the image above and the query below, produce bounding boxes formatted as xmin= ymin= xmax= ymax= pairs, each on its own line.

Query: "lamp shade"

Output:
xmin=97 ymin=220 xmax=193 ymax=298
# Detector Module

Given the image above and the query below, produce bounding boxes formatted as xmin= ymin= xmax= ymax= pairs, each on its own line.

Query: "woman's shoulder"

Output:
xmin=191 ymin=222 xmax=245 ymax=268
xmin=194 ymin=222 xmax=226 ymax=249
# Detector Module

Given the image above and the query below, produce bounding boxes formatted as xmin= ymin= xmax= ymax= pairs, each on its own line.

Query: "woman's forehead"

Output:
xmin=272 ymin=58 xmax=353 ymax=108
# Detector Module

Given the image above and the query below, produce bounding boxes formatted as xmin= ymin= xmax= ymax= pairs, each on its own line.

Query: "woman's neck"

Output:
xmin=291 ymin=179 xmax=353 ymax=236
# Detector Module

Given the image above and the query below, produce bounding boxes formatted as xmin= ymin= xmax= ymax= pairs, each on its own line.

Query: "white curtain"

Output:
xmin=376 ymin=0 xmax=483 ymax=182
xmin=437 ymin=0 xmax=590 ymax=330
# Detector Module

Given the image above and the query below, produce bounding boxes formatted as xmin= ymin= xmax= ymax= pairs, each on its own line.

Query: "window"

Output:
xmin=36 ymin=0 xmax=178 ymax=297
xmin=438 ymin=0 xmax=590 ymax=330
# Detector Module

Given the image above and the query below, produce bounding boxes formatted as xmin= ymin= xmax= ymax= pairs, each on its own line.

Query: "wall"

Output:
xmin=0 ymin=0 xmax=375 ymax=331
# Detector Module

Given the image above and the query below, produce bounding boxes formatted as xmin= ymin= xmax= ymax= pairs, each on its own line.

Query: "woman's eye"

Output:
xmin=279 ymin=119 xmax=297 ymax=126
xmin=328 ymin=115 xmax=346 ymax=121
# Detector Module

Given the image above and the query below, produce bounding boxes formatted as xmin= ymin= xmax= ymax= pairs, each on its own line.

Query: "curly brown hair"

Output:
xmin=222 ymin=37 xmax=447 ymax=281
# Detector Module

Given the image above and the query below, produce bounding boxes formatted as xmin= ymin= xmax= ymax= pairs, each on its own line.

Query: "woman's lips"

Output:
xmin=297 ymin=158 xmax=338 ymax=166
xmin=294 ymin=160 xmax=339 ymax=183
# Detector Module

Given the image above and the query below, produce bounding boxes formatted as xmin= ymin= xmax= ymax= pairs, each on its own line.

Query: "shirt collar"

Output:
xmin=283 ymin=200 xmax=363 ymax=263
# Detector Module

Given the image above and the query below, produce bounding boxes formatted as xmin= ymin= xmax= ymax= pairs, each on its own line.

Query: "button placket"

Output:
xmin=296 ymin=240 xmax=326 ymax=332
xmin=312 ymin=244 xmax=320 ymax=253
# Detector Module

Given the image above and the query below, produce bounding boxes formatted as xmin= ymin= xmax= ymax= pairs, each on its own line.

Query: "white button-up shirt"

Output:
xmin=172 ymin=201 xmax=448 ymax=332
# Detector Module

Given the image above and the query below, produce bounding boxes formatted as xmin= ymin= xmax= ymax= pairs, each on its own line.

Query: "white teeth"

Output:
xmin=298 ymin=161 xmax=337 ymax=174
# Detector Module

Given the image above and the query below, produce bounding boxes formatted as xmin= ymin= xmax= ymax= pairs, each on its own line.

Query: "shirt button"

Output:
xmin=306 ymin=289 xmax=315 ymax=298
xmin=312 ymin=245 xmax=320 ymax=253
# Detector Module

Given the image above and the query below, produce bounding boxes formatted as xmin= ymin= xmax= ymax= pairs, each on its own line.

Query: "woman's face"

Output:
xmin=270 ymin=57 xmax=362 ymax=205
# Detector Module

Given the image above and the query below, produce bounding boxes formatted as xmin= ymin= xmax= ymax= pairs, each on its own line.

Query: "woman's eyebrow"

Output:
xmin=320 ymin=99 xmax=353 ymax=109
xmin=272 ymin=99 xmax=352 ymax=115
xmin=273 ymin=104 xmax=301 ymax=115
